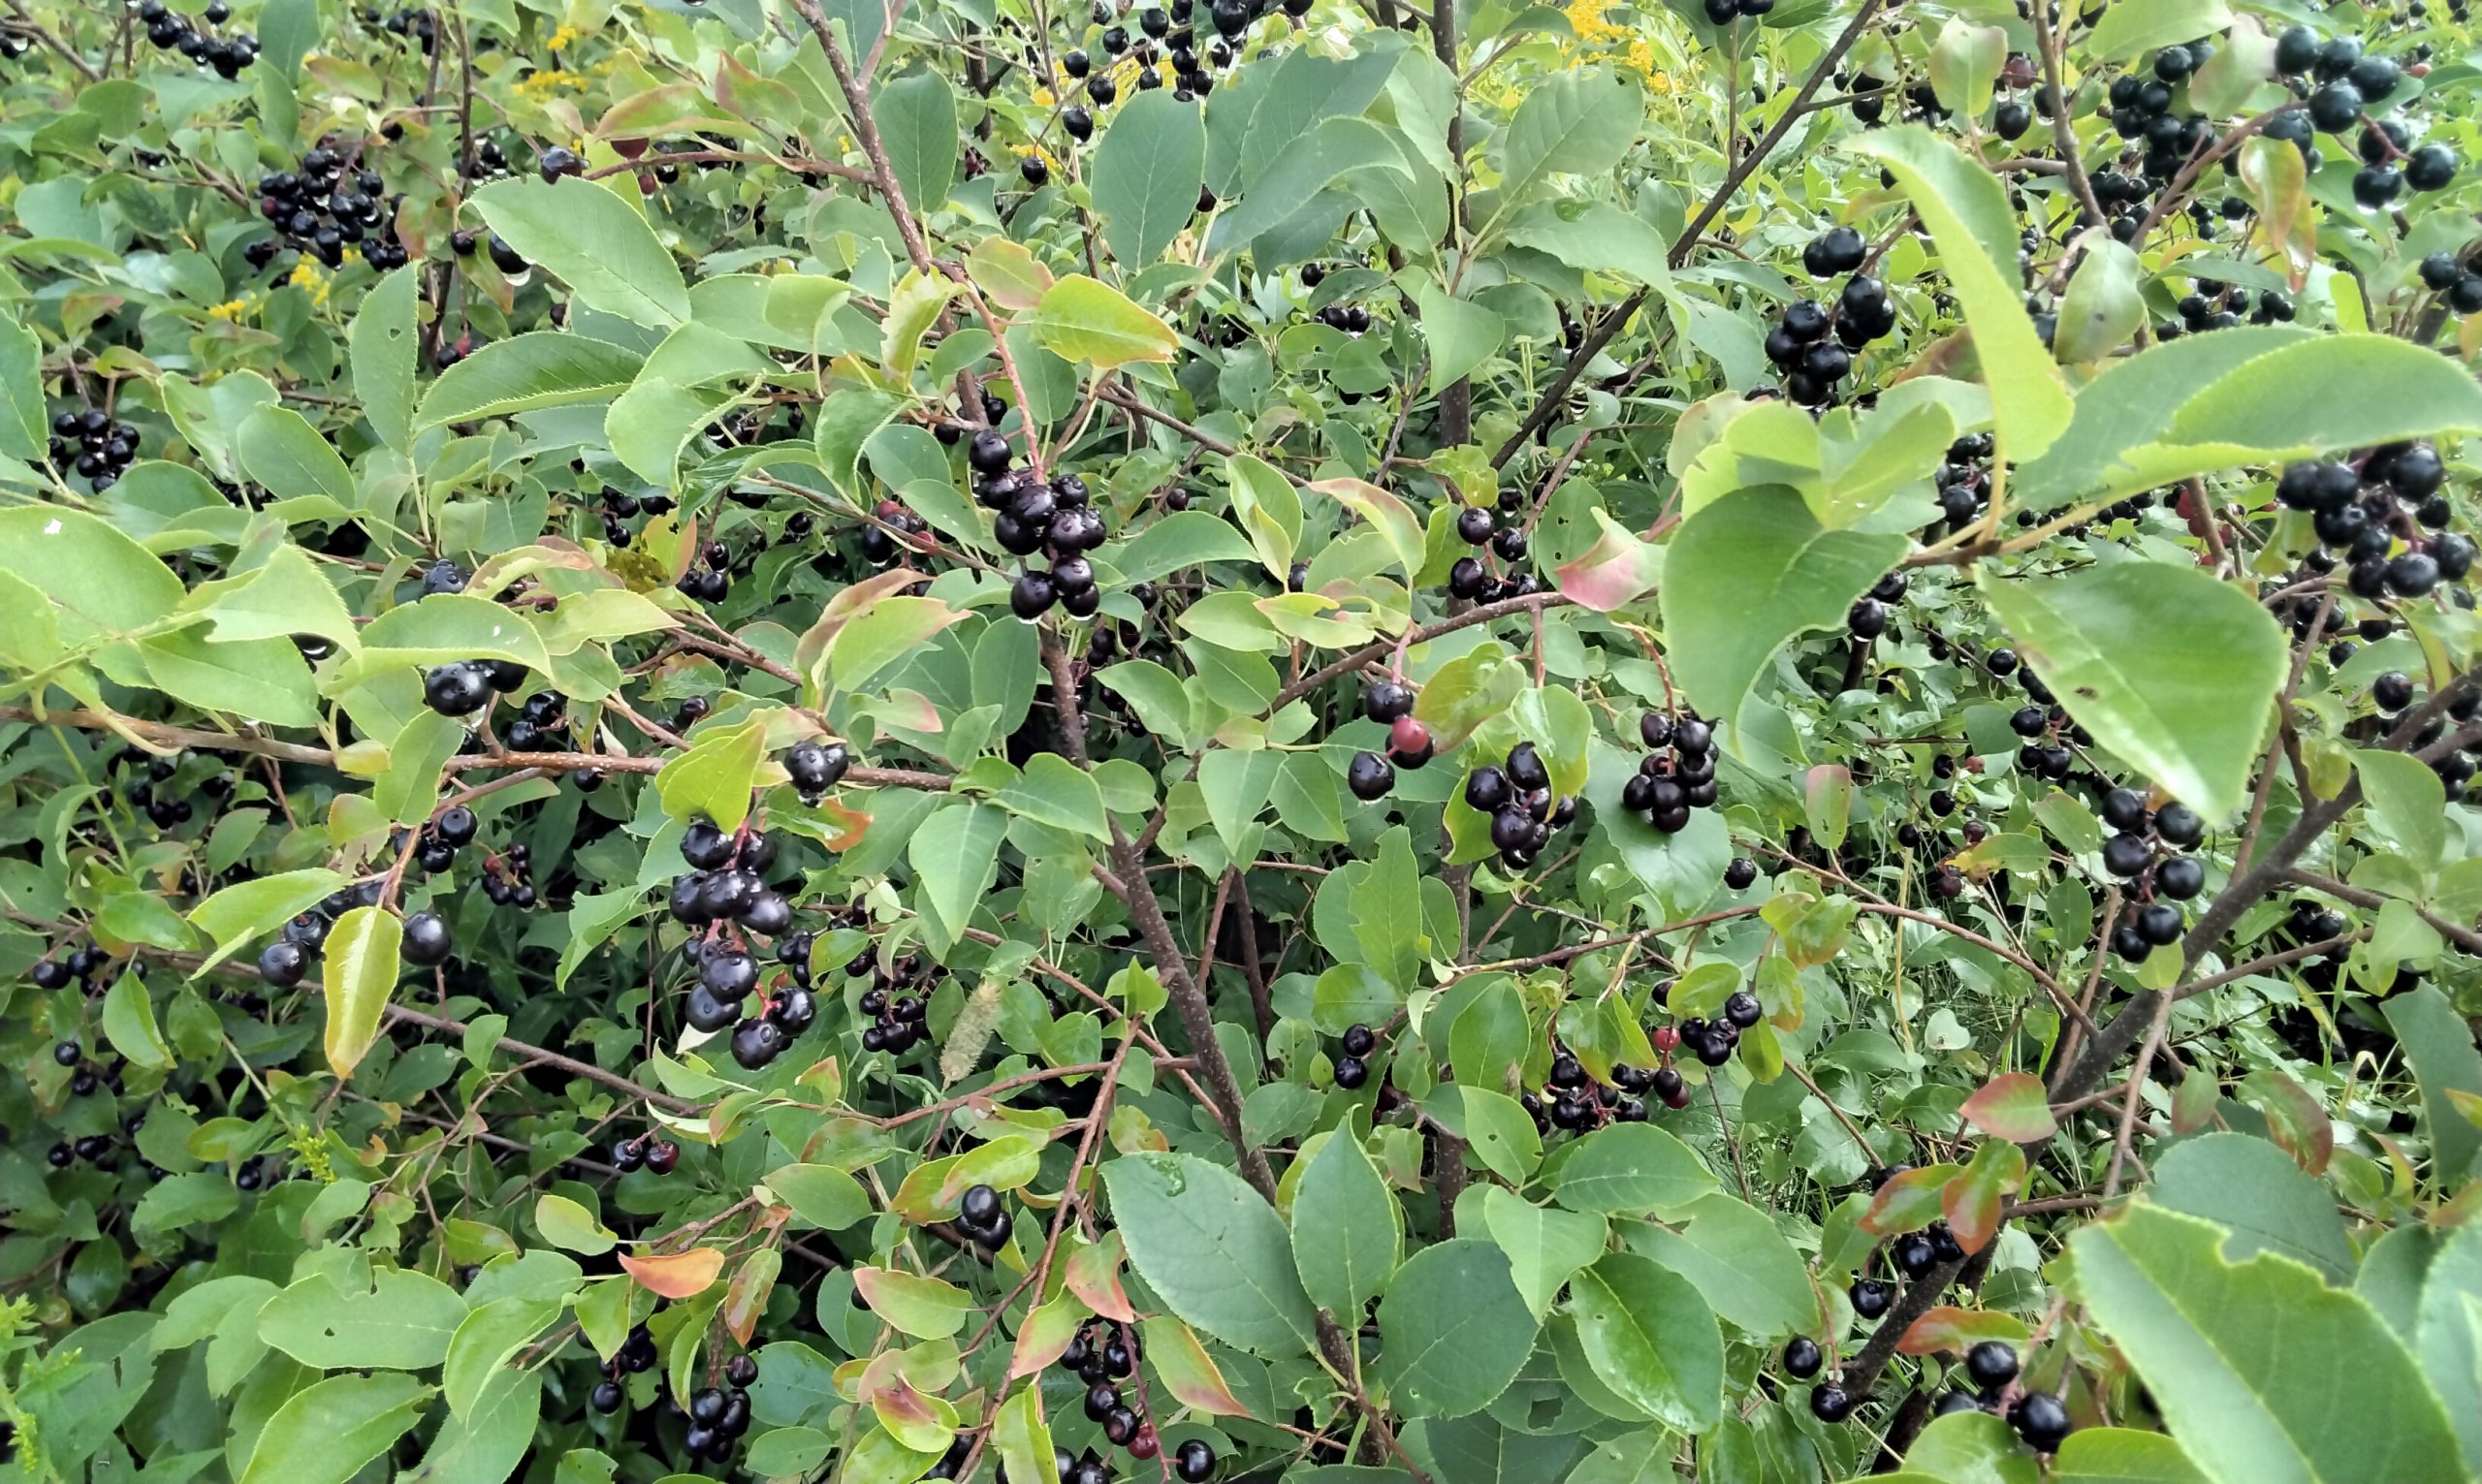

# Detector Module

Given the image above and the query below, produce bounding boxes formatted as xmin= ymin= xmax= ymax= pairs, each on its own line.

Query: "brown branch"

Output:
xmin=784 ymin=0 xmax=937 ymax=274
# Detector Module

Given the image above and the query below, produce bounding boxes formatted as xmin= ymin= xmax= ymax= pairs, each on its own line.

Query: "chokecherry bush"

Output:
xmin=3 ymin=0 xmax=2482 ymax=1478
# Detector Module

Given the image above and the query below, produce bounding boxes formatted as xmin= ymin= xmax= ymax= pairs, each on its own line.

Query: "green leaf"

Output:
xmin=535 ymin=1194 xmax=618 ymax=1255
xmin=348 ymin=593 xmax=556 ymax=673
xmin=606 ymin=379 xmax=728 ymax=488
xmin=1198 ymin=748 xmax=1281 ymax=859
xmin=994 ymin=752 xmax=1109 ymax=840
xmin=2070 ymin=1202 xmax=2466 ymax=1484
xmin=139 ymin=628 xmax=320 ymax=728
xmin=348 ymin=237 xmax=419 ymax=453
xmin=1977 ymin=563 xmax=2284 ymax=821
xmin=2052 ymin=1430 xmax=2212 ymax=1484
xmin=992 ymin=1385 xmax=1055 ymax=1484
xmin=908 ymin=801 xmax=1006 ymax=951
xmin=827 ymin=595 xmax=969 ymax=695
xmin=2381 ymin=987 xmax=2482 ymax=1184
xmin=1314 ymin=477 xmax=1427 ymax=583
xmin=2087 ymin=0 xmax=2233 ymax=60
xmin=871 ymin=69 xmax=958 ymax=217
xmin=443 ymin=1296 xmax=563 ymax=1416
xmin=1416 ymin=282 xmax=1505 ymax=394
xmin=1496 ymin=66 xmax=1645 ymax=206
xmin=236 ymin=1373 xmax=430 ymax=1484
xmin=322 ymin=904 xmax=403 ymax=1081
xmin=1480 ymin=1185 xmax=1608 ymax=1320
xmin=188 ymin=868 xmax=346 ymax=975
xmin=1205 ymin=115 xmax=1402 ymax=253
xmin=771 ymin=1163 xmax=875 ymax=1230
xmin=1376 ymin=1239 xmax=1540 ymax=1418
xmin=851 ymin=1267 xmax=971 ymax=1339
xmin=2354 ymin=749 xmax=2448 ymax=872
xmin=2148 ymin=1133 xmax=2356 ymax=1284
xmin=2054 ymin=239 xmax=2145 ymax=364
xmin=1926 ymin=19 xmax=2006 ymax=120
xmin=414 ymin=332 xmax=645 ymax=428
xmin=1101 ymin=1152 xmax=1318 ymax=1357
xmin=2162 ymin=334 xmax=2482 ymax=464
xmin=1291 ymin=1127 xmax=1404 ymax=1321
xmin=1451 ymin=1085 xmax=1543 ymax=1184
xmin=471 ymin=178 xmax=688 ymax=328
xmin=1095 ymin=87 xmax=1207 ymax=269
xmin=814 ymin=387 xmax=904 ymax=502
xmin=1110 ymin=509 xmax=1259 ymax=581
xmin=1959 ymin=1072 xmax=2057 ymax=1143
xmin=654 ymin=716 xmax=770 ymax=833
xmin=1504 ymin=201 xmax=1672 ymax=287
xmin=2010 ymin=327 xmax=2310 ymax=510
xmin=258 ymin=1267 xmax=468 ymax=1369
xmin=237 ymin=403 xmax=352 ymax=504
xmin=102 ymin=972 xmax=174 ymax=1070
xmin=1029 ymin=274 xmax=1180 ymax=368
xmin=1568 ymin=1251 xmax=1723 ymax=1431
xmin=1848 ymin=127 xmax=2071 ymax=462
xmin=1546 ymin=1122 xmax=1718 ymax=1216
xmin=0 ymin=313 xmax=47 ymax=460
xmin=1661 ymin=486 xmax=1906 ymax=730
xmin=0 ymin=504 xmax=185 ymax=643
xmin=1352 ymin=825 xmax=1426 ymax=993
xmin=1631 ymin=1193 xmax=1821 ymax=1339
xmin=409 ymin=1369 xmax=540 ymax=1484
xmin=188 ymin=546 xmax=358 ymax=648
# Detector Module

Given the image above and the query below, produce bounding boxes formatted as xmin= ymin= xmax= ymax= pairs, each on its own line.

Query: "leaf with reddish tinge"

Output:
xmin=1141 ymin=1316 xmax=1248 ymax=1415
xmin=1065 ymin=1233 xmax=1137 ymax=1321
xmin=620 ymin=1247 xmax=725 ymax=1299
xmin=2239 ymin=1068 xmax=2333 ymax=1175
xmin=1313 ymin=477 xmax=1427 ymax=584
xmin=1944 ymin=1141 xmax=2025 ymax=1254
xmin=1960 ymin=1072 xmax=2058 ymax=1143
xmin=1554 ymin=508 xmax=1663 ymax=612
xmin=1896 ymin=1306 xmax=2031 ymax=1356
xmin=722 ymin=1249 xmax=780 ymax=1346
xmin=1859 ymin=1164 xmax=1961 ymax=1236
xmin=1010 ymin=1293 xmax=1091 ymax=1378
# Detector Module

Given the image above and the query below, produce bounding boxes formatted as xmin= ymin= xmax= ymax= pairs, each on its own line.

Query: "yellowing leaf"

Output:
xmin=1029 ymin=274 xmax=1178 ymax=368
xmin=619 ymin=1247 xmax=725 ymax=1299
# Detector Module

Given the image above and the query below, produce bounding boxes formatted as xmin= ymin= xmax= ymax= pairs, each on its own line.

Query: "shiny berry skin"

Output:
xmin=1333 ymin=1054 xmax=1368 ymax=1089
xmin=1723 ymin=857 xmax=1757 ymax=890
xmin=1387 ymin=715 xmax=1431 ymax=758
xmin=1811 ymin=1383 xmax=1856 ymax=1422
xmin=400 ymin=909 xmax=453 ymax=966
xmin=1848 ymin=1278 xmax=1891 ymax=1319
xmin=2009 ymin=1391 xmax=2072 ymax=1452
xmin=1173 ymin=1440 xmax=1216 ymax=1482
xmin=1342 ymin=1023 xmax=1376 ymax=1057
xmin=1963 ymin=1340 xmax=2020 ymax=1391
xmin=1347 ymin=750 xmax=1394 ymax=801
xmin=1362 ymin=679 xmax=1415 ymax=723
xmin=1783 ymin=1337 xmax=1823 ymax=1378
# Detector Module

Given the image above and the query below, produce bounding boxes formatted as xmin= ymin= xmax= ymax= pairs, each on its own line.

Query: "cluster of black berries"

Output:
xmin=1526 ymin=1046 xmax=1655 ymax=1133
xmin=1467 ymin=741 xmax=1576 ymax=869
xmin=955 ymin=1182 xmax=1012 ymax=1251
xmin=677 ymin=539 xmax=736 ymax=604
xmin=29 ymin=947 xmax=111 ymax=996
xmin=1925 ymin=432 xmax=1994 ymax=535
xmin=1674 ymin=990 xmax=1766 ymax=1068
xmin=785 ymin=740 xmax=854 ymax=801
xmin=450 ymin=227 xmax=532 ymax=283
xmin=2366 ymin=670 xmax=2482 ymax=790
xmin=2277 ymin=447 xmax=2470 ymax=598
xmin=588 ymin=1324 xmax=664 ymax=1412
xmin=422 ymin=657 xmax=531 ymax=717
xmin=257 ymin=880 xmax=388 ymax=986
xmin=363 ymin=5 xmax=438 ymax=52
xmin=109 ymin=746 xmax=227 ymax=831
xmin=46 ymin=1131 xmax=116 ymax=1168
xmin=1332 ymin=1022 xmax=1378 ymax=1089
xmin=49 ymin=408 xmax=140 ymax=491
xmin=2099 ymin=787 xmax=2206 ymax=959
xmin=1934 ymin=1342 xmax=2074 ymax=1452
xmin=860 ymin=496 xmax=935 ymax=566
xmin=2264 ymin=29 xmax=2455 ymax=208
xmin=608 ymin=1131 xmax=683 ymax=1175
xmin=591 ymin=488 xmax=675 ymax=543
xmin=502 ymin=690 xmax=571 ymax=753
xmin=234 ymin=1152 xmax=278 ymax=1189
xmin=1766 ymin=228 xmax=1894 ymax=407
xmin=1314 ymin=300 xmax=1374 ymax=333
xmin=136 ymin=0 xmax=258 ymax=76
xmin=50 ymin=1038 xmax=118 ymax=1099
xmin=1699 ymin=0 xmax=1773 ymax=22
xmin=411 ymin=802 xmax=478 ymax=872
xmin=2104 ymin=64 xmax=2208 ymax=205
xmin=2158 ymin=281 xmax=2296 ymax=339
xmin=1066 ymin=1323 xmax=1167 ymax=1463
xmin=679 ymin=1360 xmax=757 ymax=1465
xmin=969 ymin=430 xmax=1106 ymax=619
xmin=1620 ymin=710 xmax=1717 ymax=834
xmin=1446 ymin=491 xmax=1550 ymax=604
xmin=1848 ymin=570 xmax=1907 ymax=641
xmin=251 ymin=139 xmax=406 ymax=271
xmin=855 ymin=970 xmax=932 ymax=1058
xmin=1346 ymin=679 xmax=1435 ymax=801
xmin=1990 ymin=656 xmax=2084 ymax=786
xmin=2418 ymin=250 xmax=2482 ymax=315
xmin=479 ymin=839 xmax=538 ymax=910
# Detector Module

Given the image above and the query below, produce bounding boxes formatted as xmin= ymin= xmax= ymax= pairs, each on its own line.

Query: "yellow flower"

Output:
xmin=288 ymin=256 xmax=332 ymax=307
xmin=515 ymin=68 xmax=588 ymax=95
xmin=206 ymin=295 xmax=258 ymax=321
xmin=1563 ymin=0 xmax=1620 ymax=44
xmin=1033 ymin=84 xmax=1056 ymax=108
xmin=547 ymin=22 xmax=589 ymax=49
